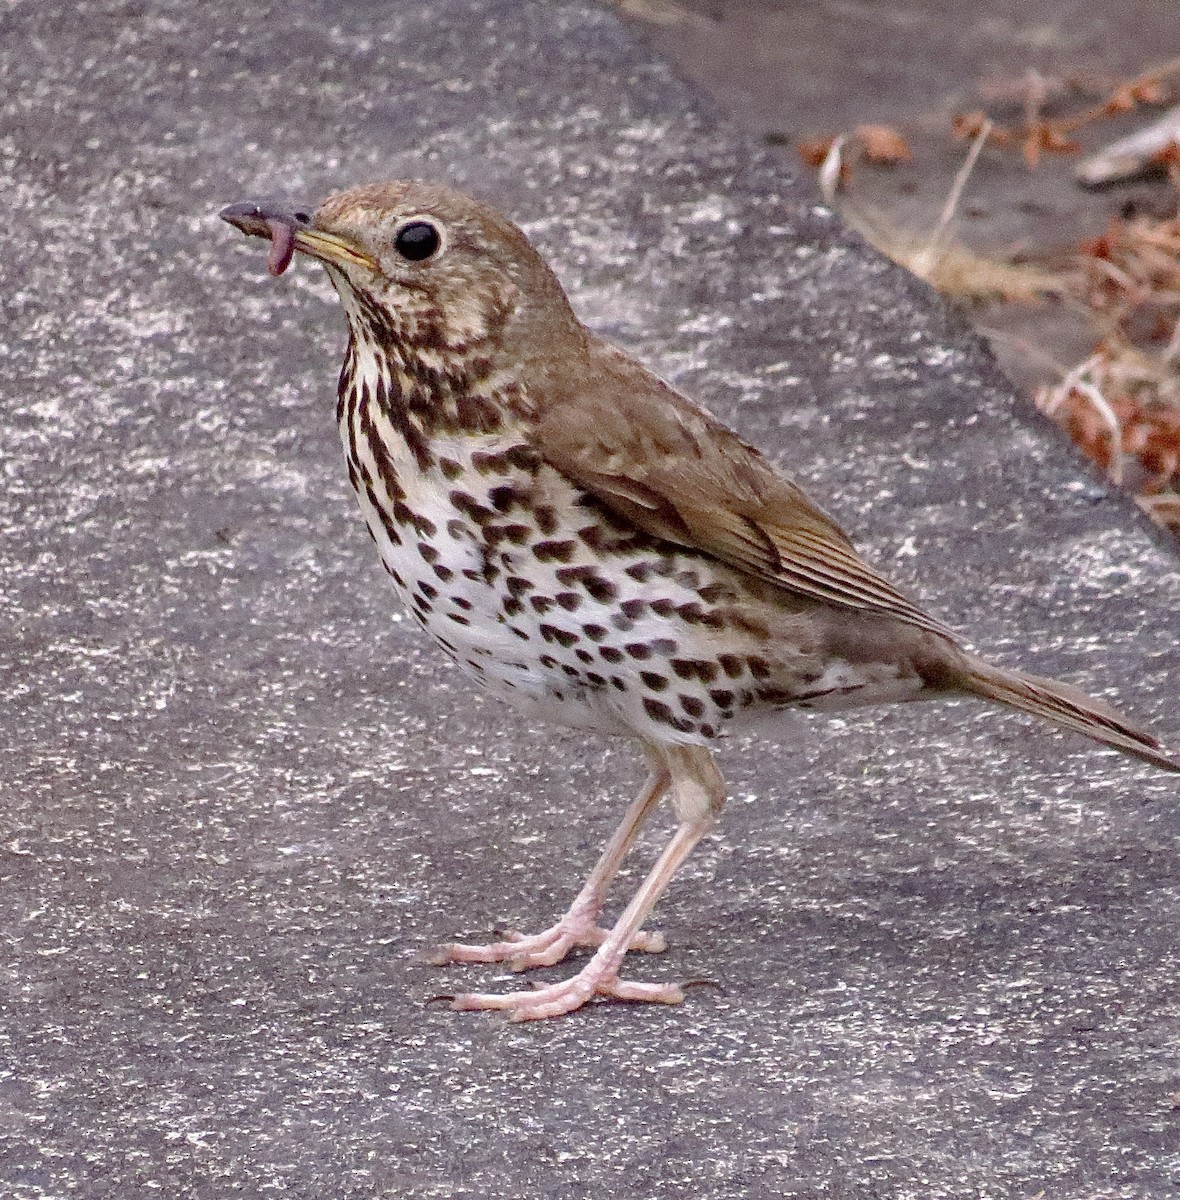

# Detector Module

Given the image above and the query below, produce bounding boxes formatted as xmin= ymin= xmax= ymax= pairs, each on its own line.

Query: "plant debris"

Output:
xmin=951 ymin=56 xmax=1180 ymax=172
xmin=798 ymin=60 xmax=1180 ymax=540
xmin=1076 ymin=104 xmax=1180 ymax=187
xmin=816 ymin=123 xmax=1067 ymax=304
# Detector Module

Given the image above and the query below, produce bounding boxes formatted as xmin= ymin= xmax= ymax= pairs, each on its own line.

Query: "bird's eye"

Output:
xmin=394 ymin=220 xmax=441 ymax=262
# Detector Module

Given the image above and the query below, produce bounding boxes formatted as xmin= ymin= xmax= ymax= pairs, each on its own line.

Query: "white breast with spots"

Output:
xmin=339 ymin=395 xmax=743 ymax=744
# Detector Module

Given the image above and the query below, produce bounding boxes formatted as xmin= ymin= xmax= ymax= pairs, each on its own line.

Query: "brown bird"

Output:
xmin=221 ymin=181 xmax=1179 ymax=1021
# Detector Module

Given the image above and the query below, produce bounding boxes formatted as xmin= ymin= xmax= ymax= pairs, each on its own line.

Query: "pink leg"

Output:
xmin=449 ymin=745 xmax=725 ymax=1021
xmin=428 ymin=762 xmax=671 ymax=971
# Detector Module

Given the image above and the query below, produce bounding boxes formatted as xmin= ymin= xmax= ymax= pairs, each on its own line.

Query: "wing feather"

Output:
xmin=533 ymin=339 xmax=956 ymax=641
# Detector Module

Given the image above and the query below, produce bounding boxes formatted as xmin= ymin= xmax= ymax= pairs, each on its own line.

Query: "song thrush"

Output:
xmin=221 ymin=181 xmax=1179 ymax=1021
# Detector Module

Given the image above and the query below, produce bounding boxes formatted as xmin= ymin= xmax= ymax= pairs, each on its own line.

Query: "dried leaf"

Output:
xmin=854 ymin=124 xmax=913 ymax=165
xmin=797 ymin=136 xmax=837 ymax=169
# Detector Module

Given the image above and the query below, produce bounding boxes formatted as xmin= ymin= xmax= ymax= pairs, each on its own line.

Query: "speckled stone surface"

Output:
xmin=2 ymin=2 xmax=1178 ymax=1197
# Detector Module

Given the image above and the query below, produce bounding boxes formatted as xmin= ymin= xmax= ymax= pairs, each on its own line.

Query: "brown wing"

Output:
xmin=533 ymin=338 xmax=956 ymax=640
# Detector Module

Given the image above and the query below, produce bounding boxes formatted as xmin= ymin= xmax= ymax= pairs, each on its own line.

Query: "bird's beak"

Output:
xmin=219 ymin=201 xmax=378 ymax=277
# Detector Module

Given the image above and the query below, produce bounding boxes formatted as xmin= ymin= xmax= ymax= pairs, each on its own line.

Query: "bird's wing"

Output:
xmin=534 ymin=340 xmax=956 ymax=640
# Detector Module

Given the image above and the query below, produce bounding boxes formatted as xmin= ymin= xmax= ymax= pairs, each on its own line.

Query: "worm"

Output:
xmin=265 ymin=218 xmax=297 ymax=276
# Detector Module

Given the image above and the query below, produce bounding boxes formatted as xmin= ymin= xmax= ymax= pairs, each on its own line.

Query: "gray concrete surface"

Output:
xmin=2 ymin=2 xmax=1178 ymax=1197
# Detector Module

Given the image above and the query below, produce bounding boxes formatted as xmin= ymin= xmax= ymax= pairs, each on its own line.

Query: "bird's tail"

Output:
xmin=957 ymin=657 xmax=1180 ymax=774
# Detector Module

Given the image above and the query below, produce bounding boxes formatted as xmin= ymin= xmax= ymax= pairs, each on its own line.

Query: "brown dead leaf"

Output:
xmin=797 ymin=136 xmax=837 ymax=169
xmin=1021 ymin=122 xmax=1082 ymax=170
xmin=855 ymin=124 xmax=913 ymax=165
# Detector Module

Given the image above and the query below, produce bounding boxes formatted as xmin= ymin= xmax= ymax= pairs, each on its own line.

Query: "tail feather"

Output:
xmin=958 ymin=658 xmax=1180 ymax=774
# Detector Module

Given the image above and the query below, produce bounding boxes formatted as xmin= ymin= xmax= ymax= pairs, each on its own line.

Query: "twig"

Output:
xmin=818 ymin=135 xmax=846 ymax=203
xmin=909 ymin=120 xmax=992 ymax=279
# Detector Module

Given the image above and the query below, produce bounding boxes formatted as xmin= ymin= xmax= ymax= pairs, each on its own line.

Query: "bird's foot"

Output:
xmin=448 ymin=966 xmax=684 ymax=1021
xmin=428 ymin=915 xmax=666 ymax=971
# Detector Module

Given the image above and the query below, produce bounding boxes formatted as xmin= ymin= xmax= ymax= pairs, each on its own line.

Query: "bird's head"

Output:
xmin=220 ymin=180 xmax=582 ymax=359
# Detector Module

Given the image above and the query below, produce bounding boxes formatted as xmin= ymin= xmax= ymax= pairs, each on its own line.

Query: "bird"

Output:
xmin=220 ymin=180 xmax=1179 ymax=1021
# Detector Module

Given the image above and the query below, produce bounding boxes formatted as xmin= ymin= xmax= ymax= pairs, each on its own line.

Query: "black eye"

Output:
xmin=394 ymin=220 xmax=441 ymax=261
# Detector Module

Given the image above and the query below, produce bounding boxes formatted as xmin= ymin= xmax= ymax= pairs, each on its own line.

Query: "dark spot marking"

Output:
xmin=575 ymin=649 xmax=594 ymax=664
xmin=718 ymin=654 xmax=743 ymax=679
xmin=582 ymin=623 xmax=607 ymax=642
xmin=671 ymin=658 xmax=716 ymax=682
xmin=453 ymin=597 xmax=473 ymax=610
xmin=625 ymin=642 xmax=652 ymax=660
xmin=585 ymin=576 xmax=618 ymax=603
xmin=446 ymin=612 xmax=470 ymax=626
xmin=449 ymin=490 xmax=496 ymax=525
xmin=709 ymin=689 xmax=736 ymax=709
xmin=417 ymin=581 xmax=439 ymax=601
xmin=533 ymin=539 xmax=577 ymax=563
xmin=577 ymin=524 xmax=605 ymax=550
xmin=506 ymin=575 xmax=535 ymax=596
xmin=610 ymin=676 xmax=626 ymax=691
xmin=416 ymin=541 xmax=439 ymax=564
xmin=471 ymin=443 xmax=538 ymax=474
xmin=529 ymin=595 xmax=555 ymax=615
xmin=555 ymin=592 xmax=582 ymax=612
xmin=600 ymin=646 xmax=624 ymax=663
xmin=586 ymin=671 xmax=606 ymax=686
xmin=488 ymin=484 xmax=520 ymax=513
xmin=650 ymin=598 xmax=677 ymax=617
xmin=680 ymin=695 xmax=705 ymax=718
xmin=748 ymin=657 xmax=772 ymax=680
xmin=503 ymin=597 xmax=524 ymax=617
xmin=534 ymin=506 xmax=559 ymax=536
xmin=625 ymin=562 xmax=653 ymax=583
xmin=640 ymin=671 xmax=668 ymax=692
xmin=438 ymin=457 xmax=464 ymax=481
xmin=454 ymin=392 xmax=503 ymax=434
xmin=392 ymin=500 xmax=437 ymax=538
xmin=540 ymin=624 xmax=578 ymax=649
xmin=432 ymin=564 xmax=454 ymax=582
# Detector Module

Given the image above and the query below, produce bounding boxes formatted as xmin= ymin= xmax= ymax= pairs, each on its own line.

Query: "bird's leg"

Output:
xmin=449 ymin=745 xmax=725 ymax=1020
xmin=429 ymin=760 xmax=671 ymax=970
